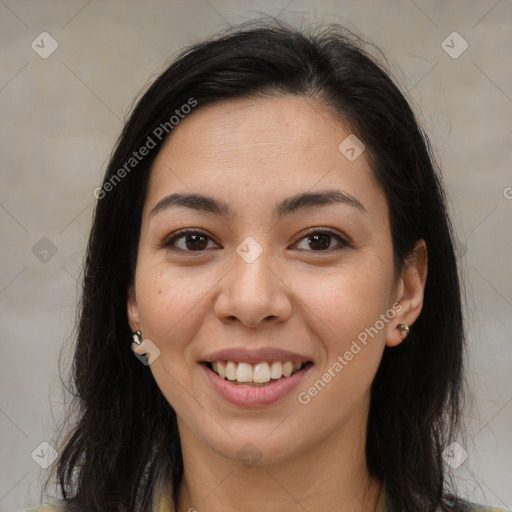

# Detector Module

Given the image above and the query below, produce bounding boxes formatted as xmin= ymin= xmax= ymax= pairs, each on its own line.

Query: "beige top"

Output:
xmin=150 ymin=480 xmax=390 ymax=511
xmin=128 ymin=481 xmax=510 ymax=512
xmin=26 ymin=483 xmax=510 ymax=511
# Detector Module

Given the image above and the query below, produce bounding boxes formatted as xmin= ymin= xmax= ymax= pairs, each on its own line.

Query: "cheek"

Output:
xmin=134 ymin=262 xmax=220 ymax=417
xmin=292 ymin=264 xmax=392 ymax=421
xmin=135 ymin=261 xmax=219 ymax=352
xmin=290 ymin=257 xmax=395 ymax=347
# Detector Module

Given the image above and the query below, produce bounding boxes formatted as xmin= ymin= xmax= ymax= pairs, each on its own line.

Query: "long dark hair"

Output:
xmin=44 ymin=18 xmax=469 ymax=512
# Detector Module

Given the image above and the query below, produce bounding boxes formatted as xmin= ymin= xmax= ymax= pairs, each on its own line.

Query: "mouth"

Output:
xmin=202 ymin=360 xmax=314 ymax=387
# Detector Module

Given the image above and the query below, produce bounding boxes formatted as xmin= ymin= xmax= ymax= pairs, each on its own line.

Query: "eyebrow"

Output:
xmin=149 ymin=189 xmax=368 ymax=220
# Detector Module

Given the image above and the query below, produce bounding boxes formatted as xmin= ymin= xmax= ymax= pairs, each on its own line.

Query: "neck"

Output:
xmin=175 ymin=394 xmax=381 ymax=512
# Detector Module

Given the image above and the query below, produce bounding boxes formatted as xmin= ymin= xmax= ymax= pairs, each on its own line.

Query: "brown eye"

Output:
xmin=183 ymin=233 xmax=208 ymax=251
xmin=294 ymin=230 xmax=348 ymax=252
xmin=308 ymin=233 xmax=331 ymax=250
xmin=161 ymin=230 xmax=217 ymax=252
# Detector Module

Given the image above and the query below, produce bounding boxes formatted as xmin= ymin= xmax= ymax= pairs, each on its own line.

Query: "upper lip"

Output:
xmin=202 ymin=347 xmax=312 ymax=364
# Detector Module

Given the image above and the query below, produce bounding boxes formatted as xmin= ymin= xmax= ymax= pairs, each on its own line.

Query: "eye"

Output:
xmin=159 ymin=229 xmax=219 ymax=252
xmin=159 ymin=228 xmax=349 ymax=254
xmin=293 ymin=229 xmax=348 ymax=252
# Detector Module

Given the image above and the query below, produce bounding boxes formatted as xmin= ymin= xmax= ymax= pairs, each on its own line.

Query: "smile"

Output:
xmin=205 ymin=360 xmax=313 ymax=386
xmin=201 ymin=359 xmax=314 ymax=407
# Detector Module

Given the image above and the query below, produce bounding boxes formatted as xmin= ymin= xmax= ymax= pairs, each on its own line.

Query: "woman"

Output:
xmin=28 ymin=19 xmax=508 ymax=512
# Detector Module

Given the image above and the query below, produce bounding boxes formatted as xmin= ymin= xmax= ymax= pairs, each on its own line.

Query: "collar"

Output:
xmin=154 ymin=481 xmax=389 ymax=511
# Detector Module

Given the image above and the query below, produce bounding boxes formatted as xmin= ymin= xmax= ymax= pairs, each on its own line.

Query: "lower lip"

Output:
xmin=201 ymin=363 xmax=312 ymax=407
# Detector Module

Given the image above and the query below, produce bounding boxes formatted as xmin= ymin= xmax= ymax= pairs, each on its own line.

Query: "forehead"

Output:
xmin=155 ymin=95 xmax=348 ymax=162
xmin=144 ymin=95 xmax=384 ymax=217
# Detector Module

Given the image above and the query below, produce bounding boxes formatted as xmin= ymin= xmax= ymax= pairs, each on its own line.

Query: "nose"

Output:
xmin=214 ymin=247 xmax=292 ymax=328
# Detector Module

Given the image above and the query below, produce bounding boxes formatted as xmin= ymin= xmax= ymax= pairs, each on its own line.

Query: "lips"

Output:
xmin=203 ymin=347 xmax=311 ymax=365
xmin=200 ymin=347 xmax=314 ymax=406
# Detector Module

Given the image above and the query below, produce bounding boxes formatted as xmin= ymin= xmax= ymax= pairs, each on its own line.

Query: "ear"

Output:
xmin=127 ymin=283 xmax=141 ymax=333
xmin=386 ymin=239 xmax=428 ymax=348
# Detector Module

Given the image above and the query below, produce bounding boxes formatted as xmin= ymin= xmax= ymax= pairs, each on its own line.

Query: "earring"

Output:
xmin=397 ymin=323 xmax=410 ymax=339
xmin=132 ymin=330 xmax=142 ymax=345
xmin=131 ymin=330 xmax=147 ymax=357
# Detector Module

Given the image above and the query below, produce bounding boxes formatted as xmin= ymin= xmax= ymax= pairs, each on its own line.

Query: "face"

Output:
xmin=128 ymin=95 xmax=415 ymax=465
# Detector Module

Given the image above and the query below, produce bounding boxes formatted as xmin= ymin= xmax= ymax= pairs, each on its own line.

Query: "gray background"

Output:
xmin=0 ymin=1 xmax=511 ymax=511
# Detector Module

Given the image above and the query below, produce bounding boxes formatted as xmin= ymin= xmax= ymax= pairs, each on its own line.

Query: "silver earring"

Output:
xmin=132 ymin=330 xmax=142 ymax=345
xmin=397 ymin=323 xmax=410 ymax=339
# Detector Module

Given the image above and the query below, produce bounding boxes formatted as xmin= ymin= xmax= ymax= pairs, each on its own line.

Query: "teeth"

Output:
xmin=225 ymin=361 xmax=237 ymax=381
xmin=236 ymin=362 xmax=253 ymax=382
xmin=253 ymin=362 xmax=270 ymax=383
xmin=270 ymin=361 xmax=283 ymax=379
xmin=282 ymin=361 xmax=293 ymax=377
xmin=217 ymin=361 xmax=226 ymax=379
xmin=209 ymin=360 xmax=306 ymax=383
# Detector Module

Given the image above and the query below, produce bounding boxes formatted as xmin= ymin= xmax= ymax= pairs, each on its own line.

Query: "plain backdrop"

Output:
xmin=0 ymin=1 xmax=511 ymax=511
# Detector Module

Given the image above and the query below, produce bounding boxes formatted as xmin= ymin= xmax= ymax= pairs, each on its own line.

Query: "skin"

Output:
xmin=127 ymin=95 xmax=428 ymax=512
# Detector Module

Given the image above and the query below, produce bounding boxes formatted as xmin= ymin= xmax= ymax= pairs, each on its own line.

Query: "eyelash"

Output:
xmin=158 ymin=228 xmax=349 ymax=254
